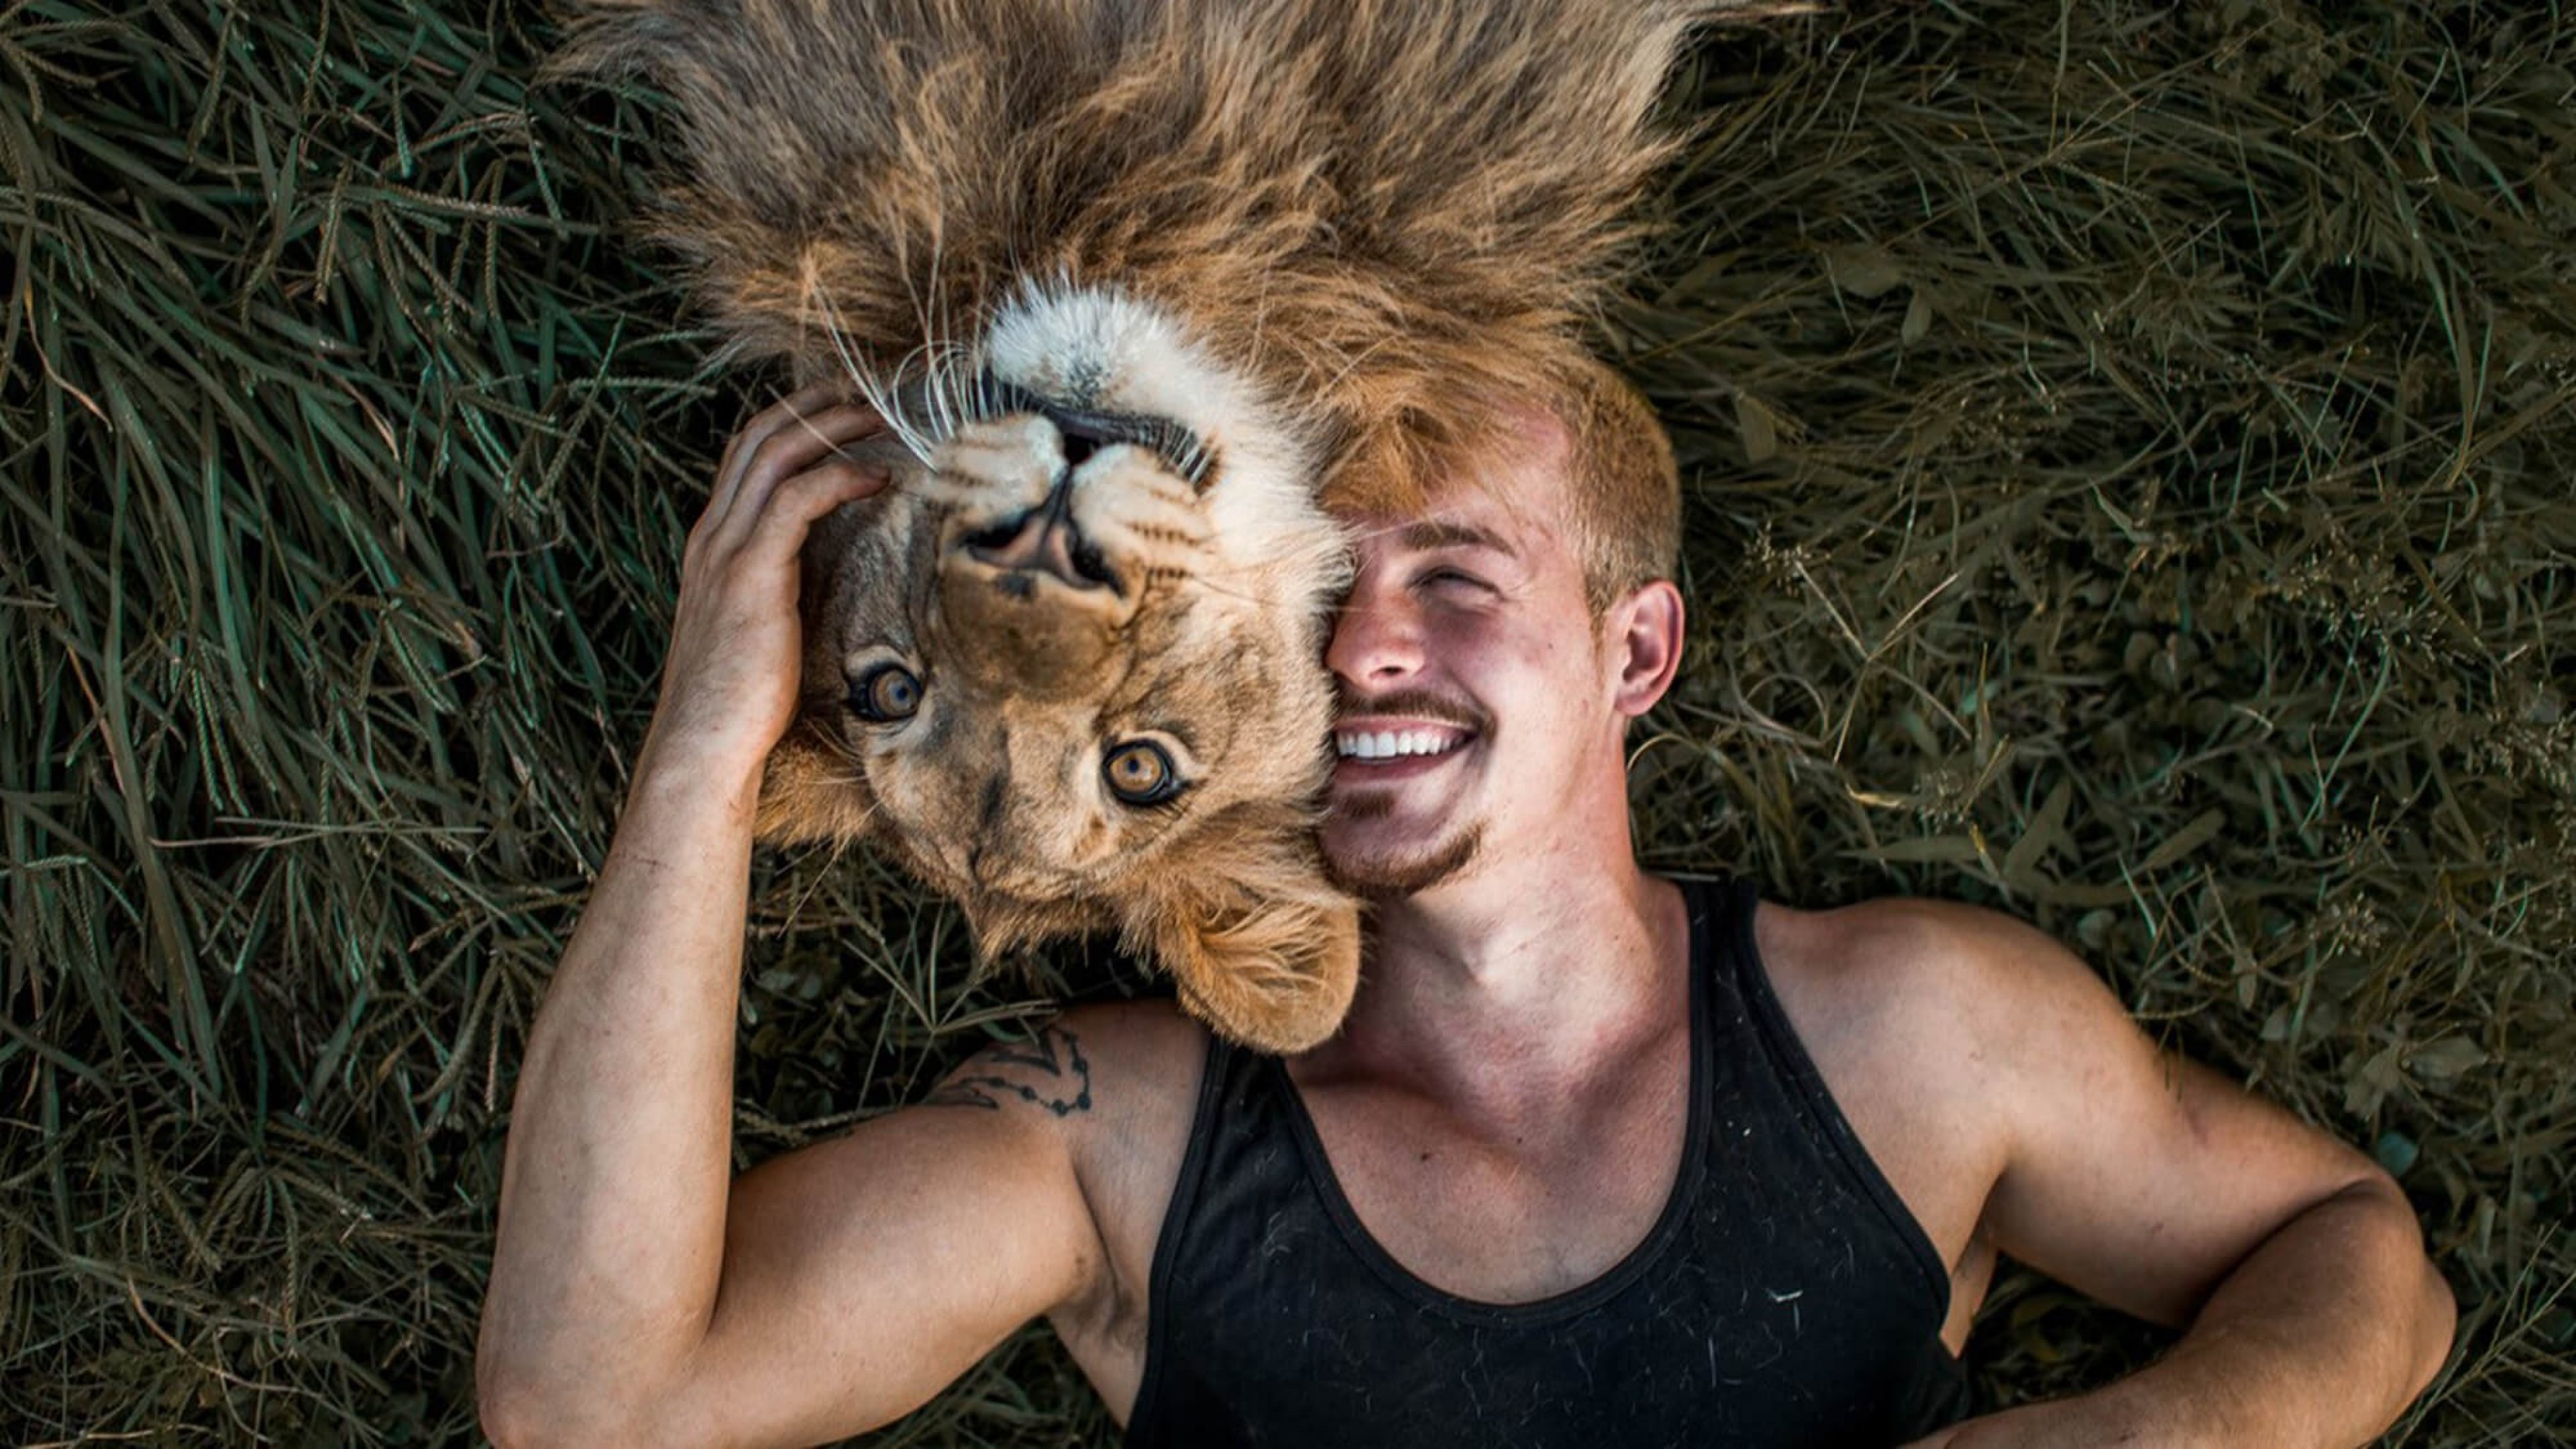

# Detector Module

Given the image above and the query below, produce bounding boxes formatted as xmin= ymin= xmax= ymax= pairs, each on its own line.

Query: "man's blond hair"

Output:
xmin=1548 ymin=357 xmax=1682 ymax=614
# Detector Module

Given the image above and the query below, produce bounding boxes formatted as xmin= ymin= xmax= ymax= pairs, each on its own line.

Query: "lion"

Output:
xmin=553 ymin=0 xmax=1796 ymax=1052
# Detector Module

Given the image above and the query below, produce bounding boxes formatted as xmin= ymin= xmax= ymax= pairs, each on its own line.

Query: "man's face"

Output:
xmin=1320 ymin=415 xmax=1617 ymax=898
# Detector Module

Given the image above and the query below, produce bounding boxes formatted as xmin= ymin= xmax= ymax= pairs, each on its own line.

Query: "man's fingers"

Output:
xmin=710 ymin=381 xmax=843 ymax=506
xmin=701 ymin=382 xmax=869 ymax=541
xmin=714 ymin=405 xmax=890 ymax=549
xmin=739 ymin=461 xmax=891 ymax=568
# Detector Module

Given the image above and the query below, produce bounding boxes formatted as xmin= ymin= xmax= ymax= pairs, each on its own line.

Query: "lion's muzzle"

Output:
xmin=938 ymin=492 xmax=1134 ymax=699
xmin=962 ymin=472 xmax=1121 ymax=594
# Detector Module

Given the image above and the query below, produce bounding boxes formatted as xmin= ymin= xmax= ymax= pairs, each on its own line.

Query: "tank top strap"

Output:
xmin=1130 ymin=1024 xmax=1277 ymax=1438
xmin=1699 ymin=871 xmax=1955 ymax=1310
xmin=1148 ymin=1022 xmax=1236 ymax=1287
xmin=1668 ymin=868 xmax=1738 ymax=1036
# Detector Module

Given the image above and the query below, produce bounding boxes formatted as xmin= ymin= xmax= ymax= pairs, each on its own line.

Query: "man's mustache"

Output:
xmin=1332 ymin=688 xmax=1490 ymax=736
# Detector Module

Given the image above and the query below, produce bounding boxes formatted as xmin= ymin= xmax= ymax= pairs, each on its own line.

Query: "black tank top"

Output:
xmin=1123 ymin=875 xmax=1975 ymax=1448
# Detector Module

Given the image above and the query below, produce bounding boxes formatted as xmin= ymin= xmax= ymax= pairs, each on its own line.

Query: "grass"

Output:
xmin=3 ymin=0 xmax=2570 ymax=1443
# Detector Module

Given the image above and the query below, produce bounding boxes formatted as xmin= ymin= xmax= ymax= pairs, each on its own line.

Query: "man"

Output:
xmin=476 ymin=366 xmax=2455 ymax=1448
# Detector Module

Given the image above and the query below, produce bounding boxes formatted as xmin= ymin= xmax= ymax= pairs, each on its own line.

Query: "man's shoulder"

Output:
xmin=1050 ymin=996 xmax=1212 ymax=1103
xmin=927 ymin=997 xmax=1208 ymax=1128
xmin=993 ymin=1000 xmax=1210 ymax=1357
xmin=1749 ymin=892 xmax=2157 ymax=1242
xmin=1752 ymin=891 xmax=2125 ymax=1085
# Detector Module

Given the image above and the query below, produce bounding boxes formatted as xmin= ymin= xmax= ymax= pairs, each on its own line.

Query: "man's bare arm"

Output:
xmin=2039 ymin=1171 xmax=2456 ymax=1446
xmin=646 ymin=1026 xmax=1110 ymax=1446
xmin=474 ymin=388 xmax=1106 ymax=1448
xmin=1898 ymin=904 xmax=2454 ymax=1448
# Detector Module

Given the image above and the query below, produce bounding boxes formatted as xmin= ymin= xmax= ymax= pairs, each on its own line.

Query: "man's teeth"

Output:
xmin=1336 ymin=729 xmax=1462 ymax=760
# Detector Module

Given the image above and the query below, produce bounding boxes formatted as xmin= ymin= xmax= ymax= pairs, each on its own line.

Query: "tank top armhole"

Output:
xmin=1122 ymin=1027 xmax=1232 ymax=1445
xmin=1726 ymin=879 xmax=1955 ymax=1322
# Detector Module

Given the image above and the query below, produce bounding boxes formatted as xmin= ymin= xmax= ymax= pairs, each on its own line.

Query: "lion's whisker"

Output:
xmin=811 ymin=276 xmax=933 ymax=466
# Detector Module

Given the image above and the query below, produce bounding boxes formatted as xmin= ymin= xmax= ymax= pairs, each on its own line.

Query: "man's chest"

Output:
xmin=1287 ymin=1044 xmax=1695 ymax=1305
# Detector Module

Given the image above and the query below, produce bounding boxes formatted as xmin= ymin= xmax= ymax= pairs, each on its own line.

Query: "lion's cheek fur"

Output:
xmin=1124 ymin=824 xmax=1363 ymax=1056
xmin=753 ymin=718 xmax=881 ymax=849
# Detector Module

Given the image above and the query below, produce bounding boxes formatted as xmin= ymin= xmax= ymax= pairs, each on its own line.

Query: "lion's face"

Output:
xmin=755 ymin=284 xmax=1362 ymax=1052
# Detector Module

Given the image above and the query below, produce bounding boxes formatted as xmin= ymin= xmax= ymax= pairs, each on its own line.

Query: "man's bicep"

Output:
xmin=657 ymin=1030 xmax=1107 ymax=1449
xmin=1973 ymin=924 xmax=2383 ymax=1330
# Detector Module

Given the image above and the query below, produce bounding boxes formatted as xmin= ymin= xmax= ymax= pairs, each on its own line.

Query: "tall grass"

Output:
xmin=3 ymin=0 xmax=2568 ymax=1443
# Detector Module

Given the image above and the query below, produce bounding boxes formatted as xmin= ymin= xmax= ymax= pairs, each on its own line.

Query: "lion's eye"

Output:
xmin=1102 ymin=740 xmax=1185 ymax=806
xmin=850 ymin=663 xmax=922 ymax=723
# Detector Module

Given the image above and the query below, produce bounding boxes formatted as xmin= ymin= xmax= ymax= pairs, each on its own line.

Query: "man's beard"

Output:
xmin=1322 ymin=684 xmax=1492 ymax=899
xmin=1324 ymin=820 xmax=1484 ymax=900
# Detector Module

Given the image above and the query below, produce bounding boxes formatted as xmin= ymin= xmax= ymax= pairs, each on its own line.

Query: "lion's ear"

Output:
xmin=1132 ymin=865 xmax=1362 ymax=1055
xmin=751 ymin=715 xmax=878 ymax=848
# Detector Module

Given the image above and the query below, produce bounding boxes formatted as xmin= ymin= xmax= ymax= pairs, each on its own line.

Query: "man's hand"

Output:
xmin=640 ymin=380 xmax=892 ymax=794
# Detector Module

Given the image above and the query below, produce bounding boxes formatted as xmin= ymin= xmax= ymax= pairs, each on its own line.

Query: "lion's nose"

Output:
xmin=963 ymin=472 xmax=1121 ymax=594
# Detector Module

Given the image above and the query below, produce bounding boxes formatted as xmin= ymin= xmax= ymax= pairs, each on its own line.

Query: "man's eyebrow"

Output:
xmin=1398 ymin=520 xmax=1517 ymax=557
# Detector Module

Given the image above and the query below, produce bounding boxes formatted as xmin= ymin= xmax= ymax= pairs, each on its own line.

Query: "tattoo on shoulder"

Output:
xmin=923 ymin=1026 xmax=1093 ymax=1117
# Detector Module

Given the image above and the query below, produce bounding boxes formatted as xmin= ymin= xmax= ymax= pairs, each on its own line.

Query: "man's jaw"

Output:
xmin=1324 ymin=819 xmax=1484 ymax=900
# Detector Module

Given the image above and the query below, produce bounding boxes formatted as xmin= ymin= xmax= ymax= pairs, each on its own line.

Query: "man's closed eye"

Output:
xmin=1417 ymin=567 xmax=1493 ymax=593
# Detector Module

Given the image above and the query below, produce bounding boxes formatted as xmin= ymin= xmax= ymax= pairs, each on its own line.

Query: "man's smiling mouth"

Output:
xmin=1334 ymin=724 xmax=1472 ymax=761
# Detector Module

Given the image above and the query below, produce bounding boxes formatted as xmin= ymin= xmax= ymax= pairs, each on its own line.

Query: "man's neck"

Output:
xmin=1307 ymin=812 xmax=1688 ymax=1126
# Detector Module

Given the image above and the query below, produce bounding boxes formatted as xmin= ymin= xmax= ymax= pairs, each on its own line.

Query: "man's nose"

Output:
xmin=1325 ymin=578 xmax=1424 ymax=686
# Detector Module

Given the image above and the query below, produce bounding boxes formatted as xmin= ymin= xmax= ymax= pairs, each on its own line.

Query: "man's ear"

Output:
xmin=1127 ymin=852 xmax=1362 ymax=1055
xmin=752 ymin=713 xmax=880 ymax=847
xmin=1607 ymin=579 xmax=1685 ymax=720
